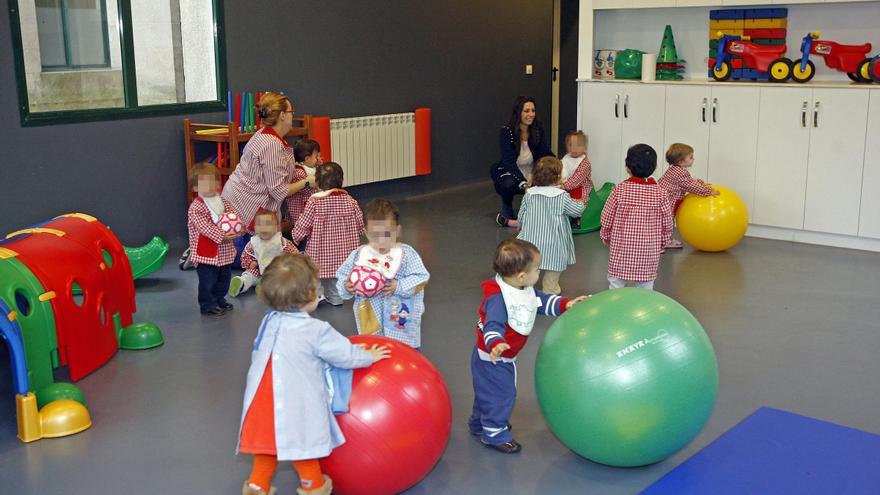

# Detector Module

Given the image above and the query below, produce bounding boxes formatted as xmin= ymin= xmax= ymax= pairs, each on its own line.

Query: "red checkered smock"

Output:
xmin=658 ymin=165 xmax=714 ymax=212
xmin=284 ymin=164 xmax=316 ymax=225
xmin=222 ymin=127 xmax=294 ymax=230
xmin=561 ymin=156 xmax=593 ymax=202
xmin=240 ymin=237 xmax=299 ymax=277
xmin=292 ymin=190 xmax=364 ymax=278
xmin=600 ymin=177 xmax=673 ymax=282
xmin=187 ymin=196 xmax=238 ymax=267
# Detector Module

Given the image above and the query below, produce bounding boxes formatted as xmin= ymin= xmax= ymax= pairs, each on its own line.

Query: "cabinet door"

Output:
xmin=753 ymin=87 xmax=812 ymax=229
xmin=858 ymin=91 xmax=880 ymax=239
xmin=580 ymin=82 xmax=624 ymax=186
xmin=772 ymin=0 xmax=823 ymax=3
xmin=677 ymin=0 xmax=722 ymax=6
xmin=621 ymin=84 xmax=667 ymax=179
xmin=594 ymin=0 xmax=630 ymax=8
xmin=707 ymin=86 xmax=761 ymax=211
xmin=804 ymin=89 xmax=870 ymax=235
xmin=722 ymin=0 xmax=765 ymax=4
xmin=632 ymin=0 xmax=675 ymax=7
xmin=664 ymin=85 xmax=711 ymax=181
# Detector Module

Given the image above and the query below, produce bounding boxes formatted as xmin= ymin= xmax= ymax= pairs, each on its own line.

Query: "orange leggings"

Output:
xmin=249 ymin=454 xmax=324 ymax=492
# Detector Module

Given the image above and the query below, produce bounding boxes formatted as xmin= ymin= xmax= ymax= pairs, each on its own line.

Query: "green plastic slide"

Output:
xmin=572 ymin=182 xmax=614 ymax=235
xmin=124 ymin=236 xmax=169 ymax=280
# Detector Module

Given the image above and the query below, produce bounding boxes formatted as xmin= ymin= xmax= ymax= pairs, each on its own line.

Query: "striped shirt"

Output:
xmin=600 ymin=177 xmax=673 ymax=281
xmin=658 ymin=165 xmax=714 ymax=211
xmin=516 ymin=187 xmax=583 ymax=272
xmin=222 ymin=127 xmax=294 ymax=230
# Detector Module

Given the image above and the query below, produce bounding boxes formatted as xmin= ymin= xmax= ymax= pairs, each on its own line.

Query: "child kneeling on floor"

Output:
xmin=237 ymin=254 xmax=390 ymax=495
xmin=336 ymin=199 xmax=430 ymax=349
xmin=229 ymin=210 xmax=299 ymax=297
xmin=469 ymin=239 xmax=587 ymax=453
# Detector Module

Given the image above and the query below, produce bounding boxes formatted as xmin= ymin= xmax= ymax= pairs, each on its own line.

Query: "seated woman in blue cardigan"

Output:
xmin=490 ymin=95 xmax=555 ymax=228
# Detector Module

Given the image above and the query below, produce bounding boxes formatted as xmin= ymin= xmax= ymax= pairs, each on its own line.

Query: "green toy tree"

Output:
xmin=656 ymin=25 xmax=686 ymax=80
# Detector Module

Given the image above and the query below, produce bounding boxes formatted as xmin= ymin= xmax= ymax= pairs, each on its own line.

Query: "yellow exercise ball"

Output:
xmin=676 ymin=185 xmax=748 ymax=252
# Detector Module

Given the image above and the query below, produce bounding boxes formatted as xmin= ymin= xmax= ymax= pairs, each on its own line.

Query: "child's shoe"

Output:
xmin=665 ymin=239 xmax=683 ymax=249
xmin=242 ymin=481 xmax=276 ymax=495
xmin=201 ymin=307 xmax=226 ymax=318
xmin=219 ymin=302 xmax=234 ymax=312
xmin=228 ymin=276 xmax=245 ymax=297
xmin=482 ymin=439 xmax=522 ymax=454
xmin=296 ymin=476 xmax=333 ymax=495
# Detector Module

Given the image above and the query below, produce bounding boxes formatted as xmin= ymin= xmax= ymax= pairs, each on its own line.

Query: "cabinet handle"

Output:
xmin=701 ymin=97 xmax=707 ymax=123
xmin=712 ymin=98 xmax=718 ymax=123
xmin=624 ymin=94 xmax=629 ymax=119
xmin=802 ymin=101 xmax=808 ymax=128
xmin=813 ymin=101 xmax=820 ymax=128
xmin=614 ymin=94 xmax=620 ymax=119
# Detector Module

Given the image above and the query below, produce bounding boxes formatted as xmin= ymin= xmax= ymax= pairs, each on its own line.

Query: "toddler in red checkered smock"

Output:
xmin=293 ymin=162 xmax=364 ymax=306
xmin=658 ymin=143 xmax=719 ymax=249
xmin=600 ymin=144 xmax=673 ymax=291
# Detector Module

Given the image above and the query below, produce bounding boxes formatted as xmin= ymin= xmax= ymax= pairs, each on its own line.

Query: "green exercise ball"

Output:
xmin=535 ymin=288 xmax=718 ymax=467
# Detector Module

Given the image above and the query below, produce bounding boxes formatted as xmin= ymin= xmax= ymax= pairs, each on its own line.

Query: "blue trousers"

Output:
xmin=232 ymin=233 xmax=251 ymax=268
xmin=468 ymin=347 xmax=516 ymax=445
xmin=196 ymin=264 xmax=231 ymax=312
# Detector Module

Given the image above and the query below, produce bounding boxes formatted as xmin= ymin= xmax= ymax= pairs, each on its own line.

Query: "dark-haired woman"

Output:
xmin=490 ymin=95 xmax=554 ymax=227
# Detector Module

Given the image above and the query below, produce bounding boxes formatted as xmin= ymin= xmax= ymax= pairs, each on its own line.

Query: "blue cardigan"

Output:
xmin=490 ymin=123 xmax=555 ymax=186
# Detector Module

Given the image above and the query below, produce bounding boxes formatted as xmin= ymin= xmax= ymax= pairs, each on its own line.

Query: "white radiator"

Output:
xmin=330 ymin=112 xmax=416 ymax=186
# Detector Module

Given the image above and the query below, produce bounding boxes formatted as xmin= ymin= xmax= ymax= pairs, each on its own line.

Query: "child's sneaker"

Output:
xmin=228 ymin=276 xmax=244 ymax=298
xmin=219 ymin=302 xmax=234 ymax=312
xmin=178 ymin=247 xmax=194 ymax=270
xmin=482 ymin=439 xmax=522 ymax=454
xmin=201 ymin=307 xmax=226 ymax=318
xmin=666 ymin=239 xmax=684 ymax=249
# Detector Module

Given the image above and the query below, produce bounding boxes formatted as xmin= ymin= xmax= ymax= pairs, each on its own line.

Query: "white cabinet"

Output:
xmin=580 ymin=83 xmax=666 ymax=186
xmin=676 ymin=0 xmax=722 ymax=6
xmin=706 ymin=86 xmax=761 ymax=211
xmin=632 ymin=0 xmax=675 ymax=7
xmin=664 ymin=85 xmax=711 ymax=181
xmin=593 ymin=0 xmax=628 ymax=9
xmin=753 ymin=87 xmax=812 ymax=229
xmin=803 ymin=89 xmax=870 ymax=235
xmin=858 ymin=91 xmax=880 ymax=239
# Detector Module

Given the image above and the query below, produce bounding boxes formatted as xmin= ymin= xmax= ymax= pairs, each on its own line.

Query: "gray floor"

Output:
xmin=2 ymin=181 xmax=880 ymax=494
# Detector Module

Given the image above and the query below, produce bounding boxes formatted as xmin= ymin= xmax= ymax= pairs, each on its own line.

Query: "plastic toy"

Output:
xmin=676 ymin=185 xmax=748 ymax=252
xmin=793 ymin=32 xmax=875 ymax=83
xmin=657 ymin=25 xmax=686 ymax=80
xmin=124 ymin=236 xmax=169 ymax=280
xmin=322 ymin=335 xmax=451 ymax=495
xmin=712 ymin=32 xmax=791 ymax=82
xmin=535 ymin=288 xmax=719 ymax=467
xmin=614 ymin=49 xmax=645 ymax=79
xmin=1 ymin=213 xmax=163 ymax=442
xmin=218 ymin=211 xmax=245 ymax=234
xmin=572 ymin=182 xmax=614 ymax=235
xmin=871 ymin=55 xmax=880 ymax=83
xmin=348 ymin=266 xmax=385 ymax=298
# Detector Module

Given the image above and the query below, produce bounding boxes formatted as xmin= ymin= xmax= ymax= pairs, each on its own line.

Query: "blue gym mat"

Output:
xmin=642 ymin=407 xmax=880 ymax=495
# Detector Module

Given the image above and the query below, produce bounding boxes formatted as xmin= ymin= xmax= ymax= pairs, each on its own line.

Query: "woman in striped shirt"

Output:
xmin=516 ymin=157 xmax=583 ymax=295
xmin=222 ymin=92 xmax=313 ymax=232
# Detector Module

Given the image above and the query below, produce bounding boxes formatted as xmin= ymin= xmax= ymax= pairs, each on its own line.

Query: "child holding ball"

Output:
xmin=658 ymin=143 xmax=719 ymax=249
xmin=336 ymin=199 xmax=430 ymax=349
xmin=237 ymin=254 xmax=391 ymax=495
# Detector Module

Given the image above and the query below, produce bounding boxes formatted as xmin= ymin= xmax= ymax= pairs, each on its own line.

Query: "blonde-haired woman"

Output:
xmin=222 ymin=92 xmax=312 ymax=231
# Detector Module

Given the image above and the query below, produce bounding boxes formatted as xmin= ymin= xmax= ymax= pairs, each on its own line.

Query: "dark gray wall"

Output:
xmin=0 ymin=1 xmax=553 ymax=248
xmin=558 ymin=0 xmax=580 ymax=150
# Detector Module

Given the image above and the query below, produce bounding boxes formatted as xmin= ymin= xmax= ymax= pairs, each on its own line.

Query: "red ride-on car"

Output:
xmin=793 ymin=32 xmax=875 ymax=83
xmin=711 ymin=32 xmax=792 ymax=82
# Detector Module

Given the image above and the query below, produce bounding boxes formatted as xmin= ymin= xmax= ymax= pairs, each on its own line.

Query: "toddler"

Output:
xmin=229 ymin=210 xmax=299 ymax=297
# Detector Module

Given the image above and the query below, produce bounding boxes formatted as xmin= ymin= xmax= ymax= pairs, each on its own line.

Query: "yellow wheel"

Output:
xmin=857 ymin=59 xmax=872 ymax=83
xmin=712 ymin=61 xmax=732 ymax=82
xmin=791 ymin=59 xmax=815 ymax=83
xmin=769 ymin=58 xmax=792 ymax=82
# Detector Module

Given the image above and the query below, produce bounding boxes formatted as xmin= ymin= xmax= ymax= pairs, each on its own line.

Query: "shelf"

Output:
xmin=576 ymin=78 xmax=880 ymax=89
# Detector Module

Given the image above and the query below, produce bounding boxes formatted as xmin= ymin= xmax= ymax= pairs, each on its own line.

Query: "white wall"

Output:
xmin=594 ymin=2 xmax=880 ymax=81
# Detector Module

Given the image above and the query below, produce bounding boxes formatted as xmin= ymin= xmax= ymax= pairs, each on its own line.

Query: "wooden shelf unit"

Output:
xmin=183 ymin=115 xmax=312 ymax=202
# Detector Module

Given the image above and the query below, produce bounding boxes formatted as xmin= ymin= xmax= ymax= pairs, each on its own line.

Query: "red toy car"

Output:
xmin=793 ymin=32 xmax=875 ymax=83
xmin=711 ymin=32 xmax=792 ymax=82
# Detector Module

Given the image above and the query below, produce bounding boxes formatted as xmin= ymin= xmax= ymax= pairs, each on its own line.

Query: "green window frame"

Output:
xmin=39 ymin=0 xmax=112 ymax=72
xmin=8 ymin=0 xmax=228 ymax=127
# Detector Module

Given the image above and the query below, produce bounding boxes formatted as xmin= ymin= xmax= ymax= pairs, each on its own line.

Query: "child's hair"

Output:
xmin=294 ymin=138 xmax=321 ymax=163
xmin=531 ymin=156 xmax=563 ymax=187
xmin=565 ymin=130 xmax=588 ymax=149
xmin=189 ymin=161 xmax=220 ymax=188
xmin=625 ymin=144 xmax=658 ymax=178
xmin=316 ymin=162 xmax=344 ymax=190
xmin=257 ymin=92 xmax=292 ymax=127
xmin=666 ymin=143 xmax=694 ymax=166
xmin=254 ymin=209 xmax=279 ymax=225
xmin=493 ymin=239 xmax=540 ymax=277
xmin=258 ymin=253 xmax=319 ymax=310
xmin=364 ymin=199 xmax=400 ymax=225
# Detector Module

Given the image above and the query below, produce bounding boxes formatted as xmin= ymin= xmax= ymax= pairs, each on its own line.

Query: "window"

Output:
xmin=9 ymin=0 xmax=227 ymax=126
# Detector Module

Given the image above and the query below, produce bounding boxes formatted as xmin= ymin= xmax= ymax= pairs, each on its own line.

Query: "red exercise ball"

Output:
xmin=322 ymin=335 xmax=452 ymax=495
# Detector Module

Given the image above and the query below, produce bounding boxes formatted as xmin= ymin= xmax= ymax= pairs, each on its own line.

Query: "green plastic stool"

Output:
xmin=572 ymin=182 xmax=614 ymax=235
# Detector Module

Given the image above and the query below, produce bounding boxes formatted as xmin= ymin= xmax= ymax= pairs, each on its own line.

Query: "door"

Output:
xmin=551 ymin=0 xmax=561 ymax=154
xmin=804 ymin=89 xmax=870 ymax=235
xmin=858 ymin=91 xmax=880 ymax=239
xmin=664 ymin=85 xmax=711 ymax=181
xmin=707 ymin=86 xmax=761 ymax=211
xmin=580 ymin=82 xmax=624 ymax=186
xmin=753 ymin=87 xmax=812 ymax=229
xmin=621 ymin=84 xmax=667 ymax=179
